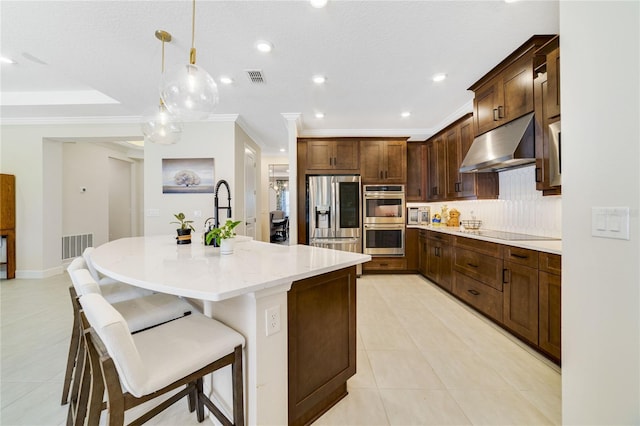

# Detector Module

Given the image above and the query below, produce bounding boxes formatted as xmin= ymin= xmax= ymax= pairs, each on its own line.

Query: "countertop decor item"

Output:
xmin=460 ymin=219 xmax=482 ymax=230
xmin=205 ymin=219 xmax=241 ymax=253
xmin=171 ymin=212 xmax=195 ymax=244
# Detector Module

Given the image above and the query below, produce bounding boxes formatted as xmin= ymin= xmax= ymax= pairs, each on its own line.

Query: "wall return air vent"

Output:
xmin=245 ymin=69 xmax=265 ymax=83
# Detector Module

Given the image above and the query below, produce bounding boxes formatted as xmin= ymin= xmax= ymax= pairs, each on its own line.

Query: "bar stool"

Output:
xmin=78 ymin=292 xmax=245 ymax=426
xmin=61 ymin=261 xmax=194 ymax=406
xmin=68 ymin=256 xmax=154 ymax=303
xmin=83 ymin=246 xmax=125 ymax=286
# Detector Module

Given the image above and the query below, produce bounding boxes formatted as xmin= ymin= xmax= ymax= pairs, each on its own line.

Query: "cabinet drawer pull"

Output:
xmin=468 ymin=289 xmax=480 ymax=296
xmin=511 ymin=253 xmax=528 ymax=259
xmin=503 ymin=268 xmax=510 ymax=284
xmin=498 ymin=105 xmax=504 ymax=119
xmin=493 ymin=108 xmax=499 ymax=121
xmin=466 ymin=262 xmax=478 ymax=268
xmin=380 ymin=171 xmax=383 ymax=179
xmin=380 ymin=263 xmax=388 ymax=267
xmin=418 ymin=188 xmax=421 ymax=196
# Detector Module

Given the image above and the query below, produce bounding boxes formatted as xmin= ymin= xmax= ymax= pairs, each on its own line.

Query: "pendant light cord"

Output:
xmin=189 ymin=0 xmax=197 ymax=64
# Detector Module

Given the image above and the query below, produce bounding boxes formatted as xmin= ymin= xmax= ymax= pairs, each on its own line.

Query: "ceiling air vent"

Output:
xmin=245 ymin=69 xmax=265 ymax=83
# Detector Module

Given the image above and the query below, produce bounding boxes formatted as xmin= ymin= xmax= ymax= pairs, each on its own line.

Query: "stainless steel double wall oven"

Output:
xmin=362 ymin=185 xmax=406 ymax=256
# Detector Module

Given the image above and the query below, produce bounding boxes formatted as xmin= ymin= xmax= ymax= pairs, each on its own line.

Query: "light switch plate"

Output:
xmin=591 ymin=207 xmax=630 ymax=240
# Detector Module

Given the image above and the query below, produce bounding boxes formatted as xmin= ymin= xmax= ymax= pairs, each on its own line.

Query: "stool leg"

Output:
xmin=232 ymin=345 xmax=244 ymax=426
xmin=187 ymin=381 xmax=196 ymax=413
xmin=62 ymin=287 xmax=81 ymax=405
xmin=195 ymin=377 xmax=205 ymax=422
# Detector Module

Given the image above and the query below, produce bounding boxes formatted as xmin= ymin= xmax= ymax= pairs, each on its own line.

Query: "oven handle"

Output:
xmin=363 ymin=224 xmax=406 ymax=229
xmin=364 ymin=193 xmax=405 ymax=199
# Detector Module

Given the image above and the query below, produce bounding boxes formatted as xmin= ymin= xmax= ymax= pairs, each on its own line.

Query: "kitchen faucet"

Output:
xmin=213 ymin=179 xmax=232 ymax=229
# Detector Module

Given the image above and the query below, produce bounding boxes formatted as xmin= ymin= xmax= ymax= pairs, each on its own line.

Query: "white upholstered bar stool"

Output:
xmin=79 ymin=292 xmax=245 ymax=426
xmin=62 ymin=259 xmax=194 ymax=406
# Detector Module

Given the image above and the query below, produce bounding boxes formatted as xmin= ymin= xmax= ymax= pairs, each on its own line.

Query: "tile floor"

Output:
xmin=0 ymin=273 xmax=561 ymax=425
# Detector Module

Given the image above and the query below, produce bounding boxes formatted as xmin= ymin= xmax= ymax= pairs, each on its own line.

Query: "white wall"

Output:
xmin=143 ymin=120 xmax=237 ymax=237
xmin=1 ymin=122 xmax=143 ymax=276
xmin=62 ymin=142 xmax=140 ymax=246
xmin=561 ymin=2 xmax=639 ymax=423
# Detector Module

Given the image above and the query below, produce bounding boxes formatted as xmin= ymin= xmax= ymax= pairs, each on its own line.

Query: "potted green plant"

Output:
xmin=171 ymin=212 xmax=195 ymax=245
xmin=205 ymin=219 xmax=241 ymax=253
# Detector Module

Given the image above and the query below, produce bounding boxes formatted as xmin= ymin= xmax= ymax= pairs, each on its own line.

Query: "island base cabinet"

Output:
xmin=288 ymin=266 xmax=357 ymax=426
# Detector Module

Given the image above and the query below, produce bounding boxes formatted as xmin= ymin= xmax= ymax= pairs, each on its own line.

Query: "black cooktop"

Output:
xmin=461 ymin=229 xmax=561 ymax=241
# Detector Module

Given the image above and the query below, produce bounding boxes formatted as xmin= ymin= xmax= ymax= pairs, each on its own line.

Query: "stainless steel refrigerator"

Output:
xmin=307 ymin=175 xmax=362 ymax=274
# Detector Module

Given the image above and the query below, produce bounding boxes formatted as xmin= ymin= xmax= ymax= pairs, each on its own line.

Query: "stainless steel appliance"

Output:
xmin=307 ymin=175 xmax=362 ymax=273
xmin=363 ymin=185 xmax=406 ymax=224
xmin=548 ymin=120 xmax=561 ymax=187
xmin=363 ymin=185 xmax=406 ymax=256
xmin=407 ymin=206 xmax=431 ymax=225
xmin=363 ymin=223 xmax=405 ymax=256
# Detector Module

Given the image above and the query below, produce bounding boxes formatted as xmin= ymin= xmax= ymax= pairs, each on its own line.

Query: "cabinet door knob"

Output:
xmin=468 ymin=289 xmax=480 ymax=296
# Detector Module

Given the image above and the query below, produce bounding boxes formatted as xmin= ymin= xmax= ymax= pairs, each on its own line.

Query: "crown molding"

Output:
xmin=298 ymin=127 xmax=433 ymax=139
xmin=0 ymin=113 xmax=241 ymax=126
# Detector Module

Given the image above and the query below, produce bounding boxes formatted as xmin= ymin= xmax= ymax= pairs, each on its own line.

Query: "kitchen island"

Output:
xmin=90 ymin=235 xmax=371 ymax=425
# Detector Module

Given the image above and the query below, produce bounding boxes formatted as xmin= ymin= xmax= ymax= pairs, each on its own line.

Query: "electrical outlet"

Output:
xmin=265 ymin=305 xmax=281 ymax=336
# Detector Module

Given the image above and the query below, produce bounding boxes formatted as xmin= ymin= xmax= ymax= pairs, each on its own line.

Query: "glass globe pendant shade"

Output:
xmin=141 ymin=102 xmax=183 ymax=145
xmin=161 ymin=62 xmax=219 ymax=121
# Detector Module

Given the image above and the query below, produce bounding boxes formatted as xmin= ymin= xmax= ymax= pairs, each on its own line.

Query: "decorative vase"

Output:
xmin=176 ymin=228 xmax=192 ymax=245
xmin=220 ymin=238 xmax=234 ymax=255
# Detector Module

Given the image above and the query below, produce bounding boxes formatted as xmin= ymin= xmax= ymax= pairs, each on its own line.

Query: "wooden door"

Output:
xmin=503 ymin=261 xmax=539 ymax=345
xmin=502 ymin=53 xmax=535 ymax=122
xmin=384 ymin=140 xmax=407 ymax=183
xmin=333 ymin=140 xmax=359 ymax=170
xmin=306 ymin=140 xmax=334 ymax=170
xmin=418 ymin=232 xmax=428 ymax=276
xmin=426 ymin=138 xmax=445 ymax=201
xmin=360 ymin=141 xmax=384 ymax=182
xmin=406 ymin=143 xmax=426 ymax=201
xmin=539 ymin=270 xmax=561 ymax=360
xmin=474 ymin=76 xmax=502 ymax=135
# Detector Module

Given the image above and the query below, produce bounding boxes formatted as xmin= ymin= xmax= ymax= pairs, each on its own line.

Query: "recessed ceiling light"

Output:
xmin=401 ymin=111 xmax=411 ymax=118
xmin=310 ymin=0 xmax=328 ymax=8
xmin=279 ymin=148 xmax=286 ymax=152
xmin=255 ymin=40 xmax=273 ymax=53
xmin=315 ymin=112 xmax=325 ymax=119
xmin=432 ymin=73 xmax=447 ymax=82
xmin=0 ymin=56 xmax=16 ymax=64
xmin=312 ymin=75 xmax=326 ymax=84
xmin=220 ymin=76 xmax=233 ymax=85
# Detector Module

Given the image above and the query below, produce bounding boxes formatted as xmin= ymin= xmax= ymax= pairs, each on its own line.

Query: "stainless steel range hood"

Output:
xmin=460 ymin=112 xmax=535 ymax=173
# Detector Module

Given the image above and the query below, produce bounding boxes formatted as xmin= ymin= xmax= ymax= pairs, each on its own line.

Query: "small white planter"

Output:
xmin=220 ymin=238 xmax=235 ymax=255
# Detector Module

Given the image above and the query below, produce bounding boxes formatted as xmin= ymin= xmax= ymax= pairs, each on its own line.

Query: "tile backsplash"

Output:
xmin=408 ymin=166 xmax=562 ymax=237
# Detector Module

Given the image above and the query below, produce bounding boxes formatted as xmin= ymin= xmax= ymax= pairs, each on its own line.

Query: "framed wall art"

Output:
xmin=162 ymin=158 xmax=215 ymax=194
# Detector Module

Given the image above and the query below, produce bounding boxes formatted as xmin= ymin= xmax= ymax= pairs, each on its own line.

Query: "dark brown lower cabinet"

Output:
xmin=503 ymin=261 xmax=539 ymax=345
xmin=539 ymin=270 xmax=561 ymax=361
xmin=288 ymin=266 xmax=357 ymax=426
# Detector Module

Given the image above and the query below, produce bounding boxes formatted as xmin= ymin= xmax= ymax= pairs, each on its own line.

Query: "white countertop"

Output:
xmin=408 ymin=225 xmax=562 ymax=255
xmin=90 ymin=235 xmax=371 ymax=301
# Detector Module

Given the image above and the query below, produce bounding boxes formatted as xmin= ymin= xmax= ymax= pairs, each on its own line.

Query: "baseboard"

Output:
xmin=16 ymin=266 xmax=64 ymax=279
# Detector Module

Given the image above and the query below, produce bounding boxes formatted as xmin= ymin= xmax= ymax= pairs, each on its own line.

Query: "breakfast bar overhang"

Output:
xmin=90 ymin=235 xmax=371 ymax=425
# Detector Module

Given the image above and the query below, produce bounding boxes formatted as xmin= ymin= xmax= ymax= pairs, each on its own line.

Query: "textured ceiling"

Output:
xmin=0 ymin=1 xmax=559 ymax=154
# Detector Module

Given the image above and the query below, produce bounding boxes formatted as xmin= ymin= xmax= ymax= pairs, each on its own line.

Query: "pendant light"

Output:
xmin=161 ymin=0 xmax=218 ymax=120
xmin=141 ymin=30 xmax=183 ymax=145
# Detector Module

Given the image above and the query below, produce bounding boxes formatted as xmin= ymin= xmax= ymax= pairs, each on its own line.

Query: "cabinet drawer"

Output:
xmin=363 ymin=257 xmax=406 ymax=271
xmin=454 ymin=236 xmax=502 ymax=257
xmin=427 ymin=230 xmax=452 ymax=243
xmin=454 ymin=247 xmax=503 ymax=291
xmin=503 ymin=246 xmax=539 ymax=268
xmin=539 ymin=252 xmax=561 ymax=275
xmin=453 ymin=272 xmax=503 ymax=322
